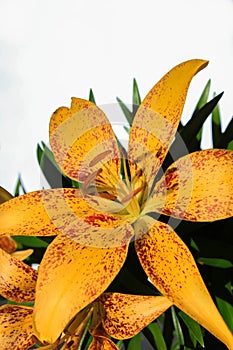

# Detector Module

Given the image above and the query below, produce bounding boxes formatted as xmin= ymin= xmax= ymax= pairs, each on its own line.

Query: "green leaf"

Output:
xmin=132 ymin=78 xmax=141 ymax=106
xmin=171 ymin=307 xmax=184 ymax=347
xmin=178 ymin=311 xmax=204 ymax=347
xmin=127 ymin=332 xmax=141 ymax=350
xmin=123 ymin=125 xmax=130 ymax=134
xmin=216 ymin=295 xmax=233 ymax=332
xmin=147 ymin=322 xmax=167 ymax=350
xmin=37 ymin=142 xmax=74 ymax=189
xmin=41 ymin=142 xmax=60 ymax=172
xmin=211 ymin=92 xmax=222 ymax=147
xmin=14 ymin=175 xmax=26 ymax=196
xmin=194 ymin=79 xmax=211 ymax=111
xmin=13 ymin=236 xmax=49 ymax=248
xmin=116 ymin=97 xmax=133 ymax=126
xmin=198 ymin=257 xmax=233 ymax=268
xmin=89 ymin=89 xmax=96 ymax=104
xmin=180 ymin=92 xmax=223 ymax=151
xmin=218 ymin=117 xmax=233 ymax=148
xmin=227 ymin=140 xmax=233 ymax=150
xmin=77 ymin=314 xmax=92 ymax=350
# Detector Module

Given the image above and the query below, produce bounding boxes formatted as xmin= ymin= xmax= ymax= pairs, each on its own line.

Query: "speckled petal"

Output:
xmin=135 ymin=218 xmax=233 ymax=349
xmin=100 ymin=293 xmax=172 ymax=339
xmin=0 ymin=188 xmax=128 ymax=247
xmin=49 ymin=98 xmax=120 ymax=183
xmin=0 ymin=248 xmax=37 ymax=302
xmin=128 ymin=60 xmax=208 ymax=189
xmin=150 ymin=149 xmax=233 ymax=221
xmin=0 ymin=305 xmax=34 ymax=350
xmin=0 ymin=190 xmax=60 ymax=237
xmin=11 ymin=249 xmax=34 ymax=260
xmin=33 ymin=228 xmax=133 ymax=344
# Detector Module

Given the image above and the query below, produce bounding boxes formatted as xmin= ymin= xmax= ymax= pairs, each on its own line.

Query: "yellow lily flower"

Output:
xmin=0 ymin=59 xmax=233 ymax=349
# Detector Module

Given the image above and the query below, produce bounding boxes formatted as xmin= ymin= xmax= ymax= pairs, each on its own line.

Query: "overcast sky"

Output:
xmin=0 ymin=0 xmax=232 ymax=193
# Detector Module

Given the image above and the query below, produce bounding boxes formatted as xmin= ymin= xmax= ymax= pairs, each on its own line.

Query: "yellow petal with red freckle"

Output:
xmin=0 ymin=235 xmax=17 ymax=253
xmin=0 ymin=305 xmax=34 ymax=350
xmin=150 ymin=149 xmax=233 ymax=221
xmin=135 ymin=218 xmax=233 ymax=349
xmin=49 ymin=98 xmax=121 ymax=183
xmin=128 ymin=59 xmax=208 ymax=190
xmin=0 ymin=248 xmax=37 ymax=302
xmin=0 ymin=190 xmax=60 ymax=237
xmin=0 ymin=186 xmax=13 ymax=204
xmin=11 ymin=249 xmax=34 ymax=260
xmin=33 ymin=228 xmax=133 ymax=344
xmin=100 ymin=293 xmax=172 ymax=339
xmin=0 ymin=188 xmax=128 ymax=247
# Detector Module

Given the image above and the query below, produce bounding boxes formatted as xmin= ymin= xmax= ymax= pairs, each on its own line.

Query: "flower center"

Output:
xmin=82 ymin=151 xmax=148 ymax=218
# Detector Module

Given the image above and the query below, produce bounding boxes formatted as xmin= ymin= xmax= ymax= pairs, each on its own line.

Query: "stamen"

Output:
xmin=82 ymin=170 xmax=98 ymax=190
xmin=89 ymin=150 xmax=112 ymax=167
xmin=121 ymin=185 xmax=145 ymax=203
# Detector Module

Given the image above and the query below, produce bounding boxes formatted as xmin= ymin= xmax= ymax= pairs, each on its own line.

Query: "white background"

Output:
xmin=0 ymin=0 xmax=232 ymax=193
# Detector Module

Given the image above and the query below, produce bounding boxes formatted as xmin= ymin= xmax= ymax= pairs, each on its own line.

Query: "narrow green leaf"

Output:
xmin=216 ymin=295 xmax=233 ymax=332
xmin=77 ymin=316 xmax=92 ymax=350
xmin=190 ymin=238 xmax=200 ymax=252
xmin=123 ymin=125 xmax=130 ymax=134
xmin=41 ymin=142 xmax=61 ymax=172
xmin=211 ymin=92 xmax=222 ymax=147
xmin=198 ymin=257 xmax=233 ymax=268
xmin=116 ymin=340 xmax=124 ymax=349
xmin=13 ymin=236 xmax=49 ymax=248
xmin=227 ymin=140 xmax=233 ymax=150
xmin=36 ymin=143 xmax=43 ymax=165
xmin=116 ymin=97 xmax=133 ymax=126
xmin=171 ymin=307 xmax=184 ymax=346
xmin=194 ymin=79 xmax=211 ymax=111
xmin=38 ymin=142 xmax=74 ymax=189
xmin=89 ymin=89 xmax=96 ymax=104
xmin=147 ymin=322 xmax=167 ymax=350
xmin=132 ymin=78 xmax=141 ymax=106
xmin=180 ymin=92 xmax=224 ymax=151
xmin=127 ymin=332 xmax=141 ymax=350
xmin=218 ymin=117 xmax=233 ymax=148
xmin=178 ymin=311 xmax=204 ymax=347
xmin=14 ymin=175 xmax=27 ymax=196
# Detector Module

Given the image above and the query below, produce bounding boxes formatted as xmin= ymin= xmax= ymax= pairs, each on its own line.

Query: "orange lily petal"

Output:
xmin=135 ymin=218 xmax=233 ymax=349
xmin=0 ymin=248 xmax=37 ymax=302
xmin=0 ymin=188 xmax=129 ymax=247
xmin=0 ymin=305 xmax=34 ymax=350
xmin=0 ymin=235 xmax=17 ymax=253
xmin=149 ymin=149 xmax=233 ymax=221
xmin=33 ymin=227 xmax=133 ymax=344
xmin=11 ymin=249 xmax=34 ymax=260
xmin=128 ymin=59 xmax=208 ymax=189
xmin=49 ymin=98 xmax=120 ymax=183
xmin=100 ymin=293 xmax=172 ymax=339
xmin=0 ymin=190 xmax=60 ymax=237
